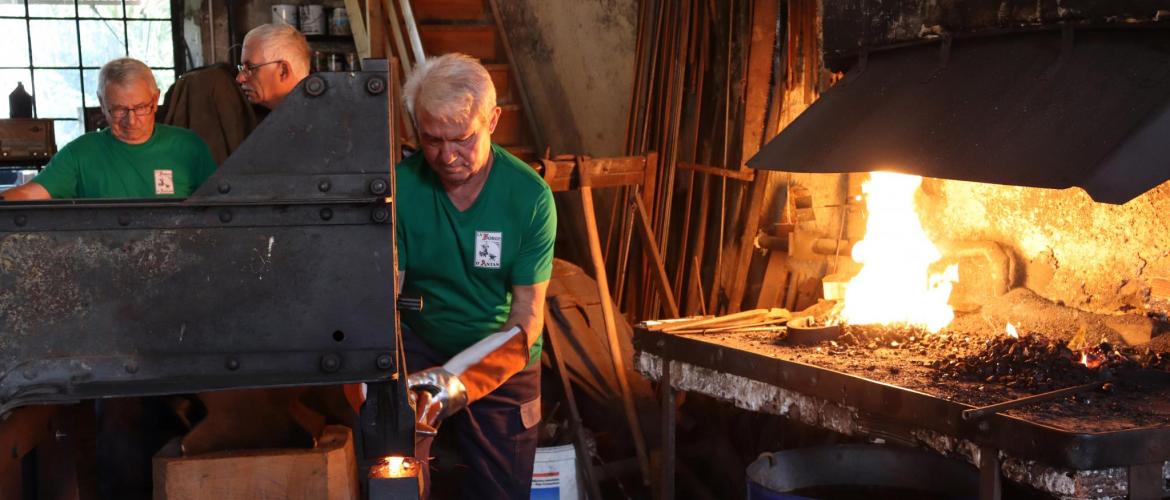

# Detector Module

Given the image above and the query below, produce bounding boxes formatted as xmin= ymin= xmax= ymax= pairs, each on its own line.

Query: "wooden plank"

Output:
xmin=677 ymin=161 xmax=755 ymax=181
xmin=366 ymin=0 xmax=387 ymax=59
xmin=154 ymin=425 xmax=358 ymax=500
xmin=755 ymin=251 xmax=790 ymax=308
xmin=719 ymin=0 xmax=780 ymax=313
xmin=484 ymin=63 xmax=511 ymax=103
xmin=417 ymin=24 xmax=498 ymax=61
xmin=410 ymin=0 xmax=488 ymax=22
xmin=537 ymin=156 xmax=648 ymax=192
xmin=492 ymin=104 xmax=526 ymax=146
xmin=345 ymin=0 xmax=372 ymax=59
xmin=382 ymin=0 xmax=413 ymax=76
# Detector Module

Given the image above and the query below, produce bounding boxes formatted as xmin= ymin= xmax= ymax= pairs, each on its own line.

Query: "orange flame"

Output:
xmin=1080 ymin=352 xmax=1103 ymax=370
xmin=839 ymin=173 xmax=958 ymax=333
xmin=1005 ymin=323 xmax=1020 ymax=339
xmin=371 ymin=455 xmax=415 ymax=478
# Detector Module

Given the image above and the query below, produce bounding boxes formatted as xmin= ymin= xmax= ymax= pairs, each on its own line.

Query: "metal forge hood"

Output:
xmin=748 ymin=28 xmax=1170 ymax=204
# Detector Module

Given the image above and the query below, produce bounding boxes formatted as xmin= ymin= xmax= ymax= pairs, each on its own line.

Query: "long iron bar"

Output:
xmin=961 ymin=381 xmax=1105 ymax=421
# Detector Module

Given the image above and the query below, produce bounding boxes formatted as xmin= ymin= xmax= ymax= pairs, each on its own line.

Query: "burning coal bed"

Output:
xmin=822 ymin=323 xmax=1170 ymax=394
xmin=694 ymin=298 xmax=1170 ymax=431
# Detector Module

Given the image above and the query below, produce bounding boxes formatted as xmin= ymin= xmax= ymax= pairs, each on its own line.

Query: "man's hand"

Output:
xmin=406 ymin=366 xmax=468 ymax=430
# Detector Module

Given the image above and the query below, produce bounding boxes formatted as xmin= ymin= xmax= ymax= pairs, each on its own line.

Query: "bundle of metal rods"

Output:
xmin=616 ymin=0 xmax=835 ymax=324
xmin=618 ymin=0 xmax=761 ymax=321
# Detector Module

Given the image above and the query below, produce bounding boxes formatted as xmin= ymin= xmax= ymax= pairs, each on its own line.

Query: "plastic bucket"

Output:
xmin=746 ymin=444 xmax=979 ymax=500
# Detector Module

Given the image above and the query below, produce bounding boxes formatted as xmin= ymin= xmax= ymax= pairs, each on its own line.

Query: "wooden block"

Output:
xmin=153 ymin=425 xmax=358 ymax=500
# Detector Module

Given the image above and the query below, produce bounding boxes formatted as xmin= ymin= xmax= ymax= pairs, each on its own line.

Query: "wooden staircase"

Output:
xmin=410 ymin=0 xmax=538 ymax=162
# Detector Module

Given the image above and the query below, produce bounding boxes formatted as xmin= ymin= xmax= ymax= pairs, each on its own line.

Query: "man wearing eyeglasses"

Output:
xmin=1 ymin=58 xmax=217 ymax=201
xmin=236 ymin=24 xmax=311 ymax=110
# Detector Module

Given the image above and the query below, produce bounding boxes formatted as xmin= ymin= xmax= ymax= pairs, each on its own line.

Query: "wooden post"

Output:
xmin=579 ymin=163 xmax=652 ymax=484
xmin=717 ymin=0 xmax=780 ymax=313
xmin=658 ymin=359 xmax=676 ymax=500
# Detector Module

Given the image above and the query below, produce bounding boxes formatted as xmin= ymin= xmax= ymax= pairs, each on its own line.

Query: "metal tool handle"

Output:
xmin=961 ymin=381 xmax=1104 ymax=421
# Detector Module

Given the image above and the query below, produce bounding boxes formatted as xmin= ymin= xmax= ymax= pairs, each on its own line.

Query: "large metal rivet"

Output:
xmin=305 ymin=76 xmax=327 ymax=97
xmin=376 ymin=354 xmax=393 ymax=370
xmin=371 ymin=207 xmax=389 ymax=223
xmin=225 ymin=357 xmax=240 ymax=371
xmin=369 ymin=178 xmax=388 ymax=195
xmin=124 ymin=360 xmax=139 ymax=374
xmin=13 ymin=215 xmax=27 ymax=227
xmin=219 ymin=210 xmax=233 ymax=223
xmin=118 ymin=213 xmax=131 ymax=226
xmin=366 ymin=77 xmax=386 ymax=95
xmin=217 ymin=181 xmax=231 ymax=194
xmin=318 ymin=179 xmax=331 ymax=192
xmin=320 ymin=353 xmax=342 ymax=373
xmin=320 ymin=208 xmax=333 ymax=221
xmin=22 ymin=369 xmax=35 ymax=380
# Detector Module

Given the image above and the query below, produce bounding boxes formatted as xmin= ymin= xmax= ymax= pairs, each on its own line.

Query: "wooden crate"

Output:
xmin=153 ymin=425 xmax=358 ymax=500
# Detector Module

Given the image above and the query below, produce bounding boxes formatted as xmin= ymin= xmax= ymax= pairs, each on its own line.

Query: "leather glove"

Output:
xmin=407 ymin=366 xmax=468 ymax=428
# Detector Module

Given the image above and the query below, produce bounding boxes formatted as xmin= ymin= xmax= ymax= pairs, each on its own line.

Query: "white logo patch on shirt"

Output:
xmin=154 ymin=169 xmax=174 ymax=195
xmin=474 ymin=231 xmax=502 ymax=269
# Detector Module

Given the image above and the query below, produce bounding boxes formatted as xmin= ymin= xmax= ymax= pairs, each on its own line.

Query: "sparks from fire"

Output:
xmin=839 ymin=172 xmax=958 ymax=333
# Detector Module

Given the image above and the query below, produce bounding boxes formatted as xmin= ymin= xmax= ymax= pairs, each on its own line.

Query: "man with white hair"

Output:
xmin=397 ymin=52 xmax=556 ymax=499
xmin=1 ymin=57 xmax=216 ymax=200
xmin=236 ymin=23 xmax=311 ymax=110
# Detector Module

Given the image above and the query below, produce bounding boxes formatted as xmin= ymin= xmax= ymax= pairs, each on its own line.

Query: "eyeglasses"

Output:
xmin=107 ymin=103 xmax=155 ymax=120
xmin=237 ymin=60 xmax=283 ymax=77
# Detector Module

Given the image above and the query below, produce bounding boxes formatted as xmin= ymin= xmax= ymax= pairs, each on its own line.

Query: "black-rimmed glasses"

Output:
xmin=107 ymin=103 xmax=155 ymax=120
xmin=237 ymin=60 xmax=284 ymax=76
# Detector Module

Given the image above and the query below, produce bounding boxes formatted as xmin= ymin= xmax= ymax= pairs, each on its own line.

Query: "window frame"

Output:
xmin=0 ymin=0 xmax=186 ymax=146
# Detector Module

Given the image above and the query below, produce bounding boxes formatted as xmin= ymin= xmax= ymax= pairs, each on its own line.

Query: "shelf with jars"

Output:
xmin=270 ymin=3 xmax=359 ymax=72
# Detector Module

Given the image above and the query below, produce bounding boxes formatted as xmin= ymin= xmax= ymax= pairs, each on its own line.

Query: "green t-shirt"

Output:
xmin=34 ymin=124 xmax=217 ymax=199
xmin=396 ymin=144 xmax=556 ymax=363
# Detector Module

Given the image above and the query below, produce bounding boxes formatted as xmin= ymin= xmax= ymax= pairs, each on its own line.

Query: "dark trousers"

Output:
xmin=404 ymin=326 xmax=541 ymax=500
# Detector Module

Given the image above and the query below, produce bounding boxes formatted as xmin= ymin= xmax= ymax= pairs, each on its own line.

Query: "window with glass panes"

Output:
xmin=0 ymin=0 xmax=178 ymax=148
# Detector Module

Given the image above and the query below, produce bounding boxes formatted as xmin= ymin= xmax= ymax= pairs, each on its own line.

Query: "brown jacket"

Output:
xmin=162 ymin=64 xmax=257 ymax=165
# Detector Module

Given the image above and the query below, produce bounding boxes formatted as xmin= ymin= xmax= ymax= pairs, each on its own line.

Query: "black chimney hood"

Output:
xmin=747 ymin=27 xmax=1170 ymax=204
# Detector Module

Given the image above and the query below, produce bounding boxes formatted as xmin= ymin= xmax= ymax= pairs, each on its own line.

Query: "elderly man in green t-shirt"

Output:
xmin=1 ymin=57 xmax=216 ymax=201
xmin=396 ymin=53 xmax=556 ymax=499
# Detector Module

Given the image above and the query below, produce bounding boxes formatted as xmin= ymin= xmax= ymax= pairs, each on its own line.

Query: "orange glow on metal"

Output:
xmin=839 ymin=172 xmax=958 ymax=333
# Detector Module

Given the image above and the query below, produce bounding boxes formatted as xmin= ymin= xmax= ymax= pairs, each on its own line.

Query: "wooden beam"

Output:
xmin=717 ymin=0 xmax=780 ymax=313
xmin=536 ymin=156 xmax=649 ymax=192
xmin=677 ymin=161 xmax=755 ymax=181
xmin=345 ymin=0 xmax=371 ymax=59
xmin=579 ymin=170 xmax=652 ymax=484
xmin=366 ymin=0 xmax=386 ymax=59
